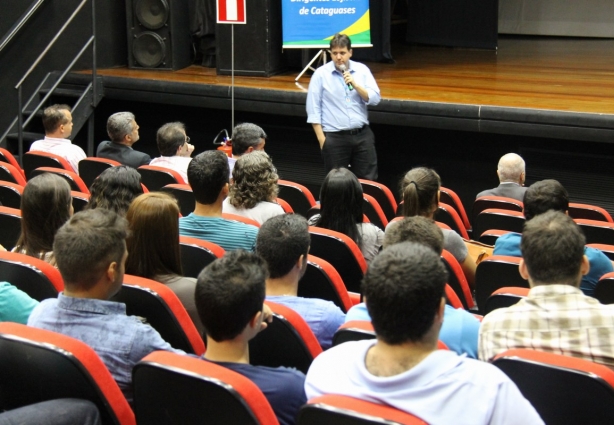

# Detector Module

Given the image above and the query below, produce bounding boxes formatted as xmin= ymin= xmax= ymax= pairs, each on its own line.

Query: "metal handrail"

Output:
xmin=0 ymin=0 xmax=45 ymax=53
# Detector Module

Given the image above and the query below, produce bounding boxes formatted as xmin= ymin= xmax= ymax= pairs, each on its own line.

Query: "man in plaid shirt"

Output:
xmin=479 ymin=210 xmax=614 ymax=365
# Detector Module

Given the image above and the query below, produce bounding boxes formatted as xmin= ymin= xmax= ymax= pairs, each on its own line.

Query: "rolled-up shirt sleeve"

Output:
xmin=362 ymin=69 xmax=381 ymax=106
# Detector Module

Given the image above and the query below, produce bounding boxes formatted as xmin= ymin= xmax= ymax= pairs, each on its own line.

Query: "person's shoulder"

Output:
xmin=586 ymin=246 xmax=614 ymax=267
xmin=476 ymin=188 xmax=495 ymax=199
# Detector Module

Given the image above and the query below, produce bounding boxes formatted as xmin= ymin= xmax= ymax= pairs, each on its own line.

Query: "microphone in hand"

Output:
xmin=339 ymin=64 xmax=354 ymax=91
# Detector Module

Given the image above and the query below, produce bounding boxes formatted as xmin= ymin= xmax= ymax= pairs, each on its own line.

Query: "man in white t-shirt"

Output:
xmin=149 ymin=122 xmax=195 ymax=183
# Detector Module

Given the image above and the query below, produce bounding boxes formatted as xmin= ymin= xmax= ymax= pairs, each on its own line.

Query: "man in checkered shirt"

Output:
xmin=479 ymin=210 xmax=614 ymax=365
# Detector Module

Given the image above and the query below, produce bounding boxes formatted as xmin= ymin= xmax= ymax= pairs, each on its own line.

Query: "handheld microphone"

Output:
xmin=339 ymin=64 xmax=354 ymax=91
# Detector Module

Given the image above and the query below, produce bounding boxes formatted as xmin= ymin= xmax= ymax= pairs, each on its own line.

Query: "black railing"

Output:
xmin=0 ymin=0 xmax=45 ymax=53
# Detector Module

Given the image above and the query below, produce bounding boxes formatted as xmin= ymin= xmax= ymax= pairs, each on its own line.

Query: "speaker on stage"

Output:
xmin=126 ymin=0 xmax=192 ymax=70
xmin=216 ymin=0 xmax=287 ymax=77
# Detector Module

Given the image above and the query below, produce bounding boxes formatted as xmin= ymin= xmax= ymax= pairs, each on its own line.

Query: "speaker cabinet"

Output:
xmin=127 ymin=0 xmax=192 ymax=70
xmin=216 ymin=0 xmax=287 ymax=77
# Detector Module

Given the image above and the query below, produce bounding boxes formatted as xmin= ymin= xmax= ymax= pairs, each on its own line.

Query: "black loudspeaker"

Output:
xmin=126 ymin=0 xmax=192 ymax=70
xmin=216 ymin=0 xmax=287 ymax=77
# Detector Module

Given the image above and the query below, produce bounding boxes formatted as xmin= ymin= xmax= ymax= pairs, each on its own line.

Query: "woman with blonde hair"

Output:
xmin=125 ymin=192 xmax=203 ymax=333
xmin=223 ymin=150 xmax=284 ymax=224
xmin=13 ymin=173 xmax=73 ymax=265
xmin=397 ymin=167 xmax=476 ymax=285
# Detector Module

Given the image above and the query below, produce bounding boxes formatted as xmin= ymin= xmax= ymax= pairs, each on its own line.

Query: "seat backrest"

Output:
xmin=478 ymin=229 xmax=511 ymax=246
xmin=0 ymin=251 xmax=63 ymax=301
xmin=278 ymin=179 xmax=317 ymax=217
xmin=493 ymin=349 xmax=614 ymax=425
xmin=435 ymin=203 xmax=470 ymax=239
xmin=298 ymin=395 xmax=427 ymax=425
xmin=475 ymin=255 xmax=527 ymax=314
xmin=31 ymin=167 xmax=90 ymax=193
xmin=137 ymin=165 xmax=185 ymax=191
xmin=440 ymin=186 xmax=471 ymax=230
xmin=444 ymin=283 xmax=464 ymax=309
xmin=595 ymin=272 xmax=614 ymax=305
xmin=276 ymin=197 xmax=294 ymax=213
xmin=359 ymin=179 xmax=397 ymax=222
xmin=179 ymin=236 xmax=225 ymax=279
xmin=0 ymin=162 xmax=27 ymax=186
xmin=110 ymin=275 xmax=205 ymax=355
xmin=249 ymin=301 xmax=322 ymax=374
xmin=0 ymin=322 xmax=135 ymax=425
xmin=222 ymin=212 xmax=261 ymax=227
xmin=160 ymin=184 xmax=195 ymax=217
xmin=308 ymin=227 xmax=367 ymax=293
xmin=0 ymin=149 xmax=24 ymax=177
xmin=473 ymin=208 xmax=525 ymax=240
xmin=0 ymin=206 xmax=22 ymax=249
xmin=588 ymin=243 xmax=614 ymax=261
xmin=484 ymin=286 xmax=529 ymax=315
xmin=569 ymin=203 xmax=614 ymax=223
xmin=133 ymin=351 xmax=278 ymax=425
xmin=362 ymin=194 xmax=388 ymax=230
xmin=575 ymin=219 xmax=614 ymax=245
xmin=78 ymin=157 xmax=121 ymax=188
xmin=0 ymin=181 xmax=23 ymax=209
xmin=472 ymin=196 xmax=523 ymax=227
xmin=23 ymin=152 xmax=74 ymax=179
xmin=298 ymin=254 xmax=353 ymax=313
xmin=71 ymin=190 xmax=90 ymax=213
xmin=333 ymin=320 xmax=376 ymax=346
xmin=441 ymin=250 xmax=474 ymax=310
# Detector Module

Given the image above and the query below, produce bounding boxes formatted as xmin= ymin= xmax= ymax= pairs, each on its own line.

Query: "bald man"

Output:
xmin=476 ymin=153 xmax=527 ymax=202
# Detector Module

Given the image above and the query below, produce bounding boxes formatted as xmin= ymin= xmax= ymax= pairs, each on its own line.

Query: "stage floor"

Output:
xmin=81 ymin=36 xmax=614 ymax=143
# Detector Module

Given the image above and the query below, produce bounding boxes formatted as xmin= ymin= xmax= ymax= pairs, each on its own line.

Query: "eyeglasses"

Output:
xmin=185 ymin=136 xmax=190 ymax=144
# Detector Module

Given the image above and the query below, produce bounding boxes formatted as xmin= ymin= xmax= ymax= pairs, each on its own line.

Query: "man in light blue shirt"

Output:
xmin=257 ymin=214 xmax=345 ymax=350
xmin=306 ymin=33 xmax=381 ymax=180
xmin=28 ymin=209 xmax=184 ymax=402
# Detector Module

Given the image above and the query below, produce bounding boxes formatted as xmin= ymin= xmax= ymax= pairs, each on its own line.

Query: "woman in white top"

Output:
xmin=308 ymin=168 xmax=384 ymax=263
xmin=223 ymin=151 xmax=284 ymax=225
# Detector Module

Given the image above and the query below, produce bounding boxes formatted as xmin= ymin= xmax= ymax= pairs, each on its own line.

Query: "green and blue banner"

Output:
xmin=282 ymin=0 xmax=372 ymax=48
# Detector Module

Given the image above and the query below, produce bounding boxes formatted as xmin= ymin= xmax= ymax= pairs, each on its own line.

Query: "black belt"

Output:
xmin=334 ymin=125 xmax=368 ymax=136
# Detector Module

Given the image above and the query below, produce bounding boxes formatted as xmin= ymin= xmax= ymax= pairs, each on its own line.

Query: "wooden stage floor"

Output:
xmin=82 ymin=36 xmax=614 ymax=143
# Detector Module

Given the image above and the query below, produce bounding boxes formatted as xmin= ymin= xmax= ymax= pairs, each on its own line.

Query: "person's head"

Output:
xmin=329 ymin=33 xmax=353 ymax=70
xmin=156 ymin=122 xmax=189 ymax=157
xmin=383 ymin=216 xmax=444 ymax=254
xmin=187 ymin=150 xmax=229 ymax=205
xmin=229 ymin=151 xmax=278 ymax=209
xmin=256 ymin=214 xmax=310 ymax=279
xmin=520 ymin=210 xmax=588 ymax=288
xmin=42 ymin=104 xmax=72 ymax=138
xmin=400 ymin=167 xmax=441 ymax=218
xmin=107 ymin=112 xmax=140 ymax=146
xmin=231 ymin=123 xmax=267 ymax=157
xmin=363 ymin=242 xmax=447 ymax=345
xmin=86 ymin=166 xmax=143 ymax=216
xmin=523 ymin=179 xmax=568 ymax=221
xmin=15 ymin=173 xmax=72 ymax=258
xmin=497 ymin=153 xmax=525 ymax=185
xmin=195 ymin=250 xmax=268 ymax=342
xmin=53 ymin=209 xmax=129 ymax=296
xmin=125 ymin=192 xmax=182 ymax=279
xmin=317 ymin=167 xmax=363 ymax=247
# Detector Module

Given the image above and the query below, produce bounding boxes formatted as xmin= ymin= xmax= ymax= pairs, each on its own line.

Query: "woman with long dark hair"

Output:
xmin=309 ymin=168 xmax=384 ymax=262
xmin=85 ymin=165 xmax=143 ymax=216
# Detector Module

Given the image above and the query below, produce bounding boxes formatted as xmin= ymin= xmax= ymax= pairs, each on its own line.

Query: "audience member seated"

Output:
xmin=29 ymin=104 xmax=86 ymax=174
xmin=149 ymin=122 xmax=195 ymax=183
xmin=28 ymin=209 xmax=184 ymax=401
xmin=84 ymin=166 xmax=143 ymax=217
xmin=476 ymin=153 xmax=527 ymax=202
xmin=493 ymin=179 xmax=612 ymax=297
xmin=227 ymin=123 xmax=267 ymax=176
xmin=308 ymin=168 xmax=384 ymax=263
xmin=0 ymin=399 xmax=101 ymax=425
xmin=223 ymin=151 xmax=284 ymax=225
xmin=126 ymin=192 xmax=203 ymax=334
xmin=195 ymin=250 xmax=307 ymax=425
xmin=481 ymin=211 xmax=614 ymax=367
xmin=256 ymin=214 xmax=345 ymax=350
xmin=13 ymin=173 xmax=73 ymax=264
xmin=305 ymin=242 xmax=543 ymax=425
xmin=0 ymin=281 xmax=38 ymax=324
xmin=179 ymin=151 xmax=258 ymax=251
xmin=96 ymin=112 xmax=151 ymax=168
xmin=346 ymin=216 xmax=480 ymax=358
xmin=395 ymin=167 xmax=476 ymax=285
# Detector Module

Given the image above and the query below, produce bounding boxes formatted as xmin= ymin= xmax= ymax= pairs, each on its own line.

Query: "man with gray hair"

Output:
xmin=96 ymin=112 xmax=151 ymax=168
xmin=149 ymin=121 xmax=195 ymax=183
xmin=227 ymin=122 xmax=267 ymax=176
xmin=476 ymin=153 xmax=527 ymax=201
